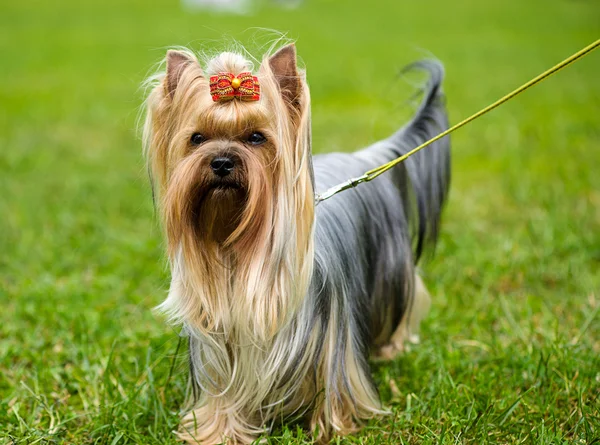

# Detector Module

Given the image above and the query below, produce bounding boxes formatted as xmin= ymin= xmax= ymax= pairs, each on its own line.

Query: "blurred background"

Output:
xmin=1 ymin=0 xmax=599 ymax=443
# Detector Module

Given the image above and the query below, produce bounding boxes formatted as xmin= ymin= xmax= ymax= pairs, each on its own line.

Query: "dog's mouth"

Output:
xmin=192 ymin=181 xmax=245 ymax=213
xmin=203 ymin=175 xmax=244 ymax=190
xmin=209 ymin=182 xmax=243 ymax=191
xmin=190 ymin=182 xmax=246 ymax=244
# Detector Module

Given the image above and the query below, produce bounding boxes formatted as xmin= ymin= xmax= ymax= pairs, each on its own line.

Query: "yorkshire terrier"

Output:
xmin=143 ymin=43 xmax=450 ymax=444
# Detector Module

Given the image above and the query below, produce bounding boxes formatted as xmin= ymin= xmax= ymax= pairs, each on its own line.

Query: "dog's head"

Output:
xmin=144 ymin=44 xmax=314 ymax=338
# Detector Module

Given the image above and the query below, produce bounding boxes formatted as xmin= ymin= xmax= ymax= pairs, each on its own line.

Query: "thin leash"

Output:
xmin=315 ymin=38 xmax=600 ymax=204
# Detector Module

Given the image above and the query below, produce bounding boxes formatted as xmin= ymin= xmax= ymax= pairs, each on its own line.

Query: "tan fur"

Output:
xmin=144 ymin=47 xmax=314 ymax=340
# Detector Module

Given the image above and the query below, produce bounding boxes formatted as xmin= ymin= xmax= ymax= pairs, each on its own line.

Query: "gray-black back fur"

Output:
xmin=309 ymin=59 xmax=450 ymax=394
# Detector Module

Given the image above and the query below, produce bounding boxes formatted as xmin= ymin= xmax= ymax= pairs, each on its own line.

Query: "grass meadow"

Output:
xmin=1 ymin=0 xmax=599 ymax=443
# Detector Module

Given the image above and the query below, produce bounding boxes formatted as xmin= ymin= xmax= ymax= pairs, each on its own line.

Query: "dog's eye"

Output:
xmin=247 ymin=132 xmax=267 ymax=146
xmin=190 ymin=133 xmax=206 ymax=145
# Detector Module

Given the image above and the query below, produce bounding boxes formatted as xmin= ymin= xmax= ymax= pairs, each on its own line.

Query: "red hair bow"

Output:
xmin=209 ymin=72 xmax=260 ymax=102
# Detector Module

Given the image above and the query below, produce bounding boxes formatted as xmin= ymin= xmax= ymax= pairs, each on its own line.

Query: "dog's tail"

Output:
xmin=384 ymin=60 xmax=451 ymax=261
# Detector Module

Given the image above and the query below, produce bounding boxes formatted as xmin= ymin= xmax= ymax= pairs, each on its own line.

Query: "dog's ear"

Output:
xmin=165 ymin=50 xmax=199 ymax=98
xmin=267 ymin=44 xmax=302 ymax=113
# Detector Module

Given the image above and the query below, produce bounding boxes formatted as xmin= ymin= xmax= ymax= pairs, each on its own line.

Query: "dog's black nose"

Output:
xmin=210 ymin=157 xmax=235 ymax=177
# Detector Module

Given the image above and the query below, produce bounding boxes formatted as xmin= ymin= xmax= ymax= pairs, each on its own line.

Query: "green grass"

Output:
xmin=1 ymin=0 xmax=599 ymax=443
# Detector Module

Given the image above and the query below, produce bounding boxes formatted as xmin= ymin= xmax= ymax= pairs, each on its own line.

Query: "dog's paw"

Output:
xmin=373 ymin=342 xmax=405 ymax=361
